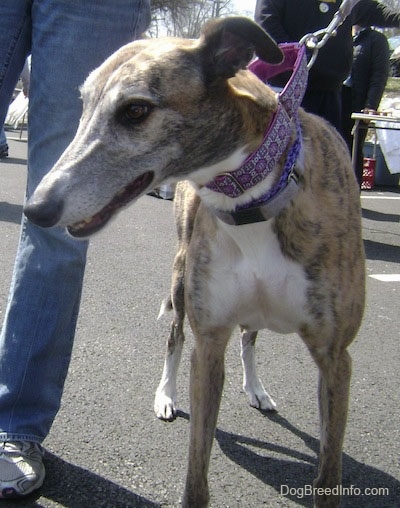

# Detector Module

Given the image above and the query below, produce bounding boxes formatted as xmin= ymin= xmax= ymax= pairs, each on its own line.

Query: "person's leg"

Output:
xmin=341 ymin=85 xmax=354 ymax=152
xmin=302 ymin=88 xmax=343 ymax=134
xmin=0 ymin=1 xmax=31 ymax=128
xmin=0 ymin=0 xmax=150 ymax=444
xmin=0 ymin=127 xmax=8 ymax=157
xmin=0 ymin=1 xmax=31 ymax=159
xmin=355 ymin=127 xmax=368 ymax=187
xmin=0 ymin=0 xmax=150 ymax=498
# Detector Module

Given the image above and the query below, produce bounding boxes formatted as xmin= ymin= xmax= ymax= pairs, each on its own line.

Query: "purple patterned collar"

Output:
xmin=205 ymin=43 xmax=308 ymax=225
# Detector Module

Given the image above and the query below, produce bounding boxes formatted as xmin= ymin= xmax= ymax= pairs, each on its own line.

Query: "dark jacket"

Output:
xmin=351 ymin=27 xmax=390 ymax=111
xmin=255 ymin=0 xmax=399 ymax=91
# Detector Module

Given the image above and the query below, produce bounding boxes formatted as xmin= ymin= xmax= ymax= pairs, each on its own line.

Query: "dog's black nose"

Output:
xmin=24 ymin=196 xmax=64 ymax=228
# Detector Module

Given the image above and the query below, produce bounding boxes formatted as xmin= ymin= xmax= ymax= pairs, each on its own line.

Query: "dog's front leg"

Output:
xmin=311 ymin=347 xmax=352 ymax=508
xmin=154 ymin=313 xmax=185 ymax=421
xmin=240 ymin=330 xmax=276 ymax=411
xmin=182 ymin=326 xmax=231 ymax=508
xmin=155 ymin=246 xmax=187 ymax=421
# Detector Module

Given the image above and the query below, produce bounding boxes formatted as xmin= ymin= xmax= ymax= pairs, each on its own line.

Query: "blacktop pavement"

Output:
xmin=0 ymin=135 xmax=399 ymax=507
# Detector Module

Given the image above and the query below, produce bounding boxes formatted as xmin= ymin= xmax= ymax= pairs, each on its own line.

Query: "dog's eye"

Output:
xmin=120 ymin=103 xmax=151 ymax=123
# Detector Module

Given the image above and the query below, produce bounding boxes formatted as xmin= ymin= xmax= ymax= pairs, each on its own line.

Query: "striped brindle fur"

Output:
xmin=24 ymin=17 xmax=365 ymax=508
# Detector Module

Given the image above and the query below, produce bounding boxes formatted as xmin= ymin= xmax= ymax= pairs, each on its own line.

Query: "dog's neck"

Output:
xmin=202 ymin=43 xmax=308 ymax=225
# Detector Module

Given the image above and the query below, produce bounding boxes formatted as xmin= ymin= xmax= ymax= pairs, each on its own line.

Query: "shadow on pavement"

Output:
xmin=362 ymin=207 xmax=400 ymax=223
xmin=0 ymin=157 xmax=27 ymax=166
xmin=363 ymin=239 xmax=400 ymax=263
xmin=215 ymin=412 xmax=400 ymax=507
xmin=0 ymin=202 xmax=23 ymax=225
xmin=0 ymin=452 xmax=160 ymax=508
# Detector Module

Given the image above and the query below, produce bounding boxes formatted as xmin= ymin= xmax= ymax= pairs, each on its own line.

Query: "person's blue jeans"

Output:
xmin=0 ymin=127 xmax=7 ymax=149
xmin=0 ymin=0 xmax=151 ymax=443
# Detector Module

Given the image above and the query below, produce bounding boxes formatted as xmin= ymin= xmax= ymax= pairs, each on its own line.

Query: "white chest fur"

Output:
xmin=194 ymin=219 xmax=309 ymax=334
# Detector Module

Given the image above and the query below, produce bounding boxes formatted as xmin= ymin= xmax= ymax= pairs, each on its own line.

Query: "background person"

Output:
xmin=255 ymin=0 xmax=399 ymax=132
xmin=342 ymin=25 xmax=390 ymax=186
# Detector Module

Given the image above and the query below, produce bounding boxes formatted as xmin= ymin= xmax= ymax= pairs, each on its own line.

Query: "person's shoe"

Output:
xmin=0 ymin=441 xmax=45 ymax=498
xmin=0 ymin=145 xmax=8 ymax=159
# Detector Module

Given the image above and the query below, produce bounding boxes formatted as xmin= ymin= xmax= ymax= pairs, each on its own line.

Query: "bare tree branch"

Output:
xmin=149 ymin=0 xmax=236 ymax=38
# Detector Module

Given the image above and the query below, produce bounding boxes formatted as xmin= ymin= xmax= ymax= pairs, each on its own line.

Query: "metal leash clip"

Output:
xmin=299 ymin=0 xmax=363 ymax=69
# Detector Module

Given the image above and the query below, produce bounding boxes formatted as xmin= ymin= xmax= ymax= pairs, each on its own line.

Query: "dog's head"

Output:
xmin=24 ymin=16 xmax=282 ymax=237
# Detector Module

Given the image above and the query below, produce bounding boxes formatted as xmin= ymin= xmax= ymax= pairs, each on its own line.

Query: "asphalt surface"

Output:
xmin=0 ymin=135 xmax=399 ymax=507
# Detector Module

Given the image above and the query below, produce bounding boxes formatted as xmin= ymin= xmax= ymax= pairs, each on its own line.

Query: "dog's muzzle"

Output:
xmin=24 ymin=169 xmax=155 ymax=237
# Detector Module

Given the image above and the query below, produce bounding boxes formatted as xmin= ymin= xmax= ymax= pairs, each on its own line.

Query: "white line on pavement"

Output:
xmin=361 ymin=195 xmax=400 ymax=200
xmin=369 ymin=274 xmax=400 ymax=282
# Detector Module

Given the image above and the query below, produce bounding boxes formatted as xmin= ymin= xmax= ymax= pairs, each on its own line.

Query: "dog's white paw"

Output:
xmin=245 ymin=384 xmax=277 ymax=411
xmin=154 ymin=391 xmax=177 ymax=421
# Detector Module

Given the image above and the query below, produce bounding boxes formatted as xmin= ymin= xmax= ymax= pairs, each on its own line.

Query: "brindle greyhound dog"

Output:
xmin=24 ymin=17 xmax=365 ymax=508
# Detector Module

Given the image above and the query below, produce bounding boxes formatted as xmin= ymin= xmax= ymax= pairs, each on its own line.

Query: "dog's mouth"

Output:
xmin=67 ymin=171 xmax=154 ymax=238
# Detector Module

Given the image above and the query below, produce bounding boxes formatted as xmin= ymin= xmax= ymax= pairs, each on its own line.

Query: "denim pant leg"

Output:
xmin=0 ymin=1 xmax=31 ymax=128
xmin=0 ymin=0 xmax=151 ymax=443
xmin=0 ymin=127 xmax=7 ymax=149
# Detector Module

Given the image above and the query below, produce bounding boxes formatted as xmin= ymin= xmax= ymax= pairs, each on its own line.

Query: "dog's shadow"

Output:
xmin=209 ymin=411 xmax=400 ymax=507
xmin=363 ymin=239 xmax=400 ymax=263
xmin=0 ymin=413 xmax=397 ymax=507
xmin=0 ymin=453 xmax=160 ymax=508
xmin=362 ymin=207 xmax=400 ymax=223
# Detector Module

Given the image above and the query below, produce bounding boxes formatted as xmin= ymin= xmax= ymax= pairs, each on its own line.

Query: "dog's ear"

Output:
xmin=199 ymin=16 xmax=283 ymax=83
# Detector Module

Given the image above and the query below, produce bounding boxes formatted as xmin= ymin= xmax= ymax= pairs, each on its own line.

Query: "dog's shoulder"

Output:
xmin=273 ymin=109 xmax=364 ymax=303
xmin=297 ymin=108 xmax=359 ymax=204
